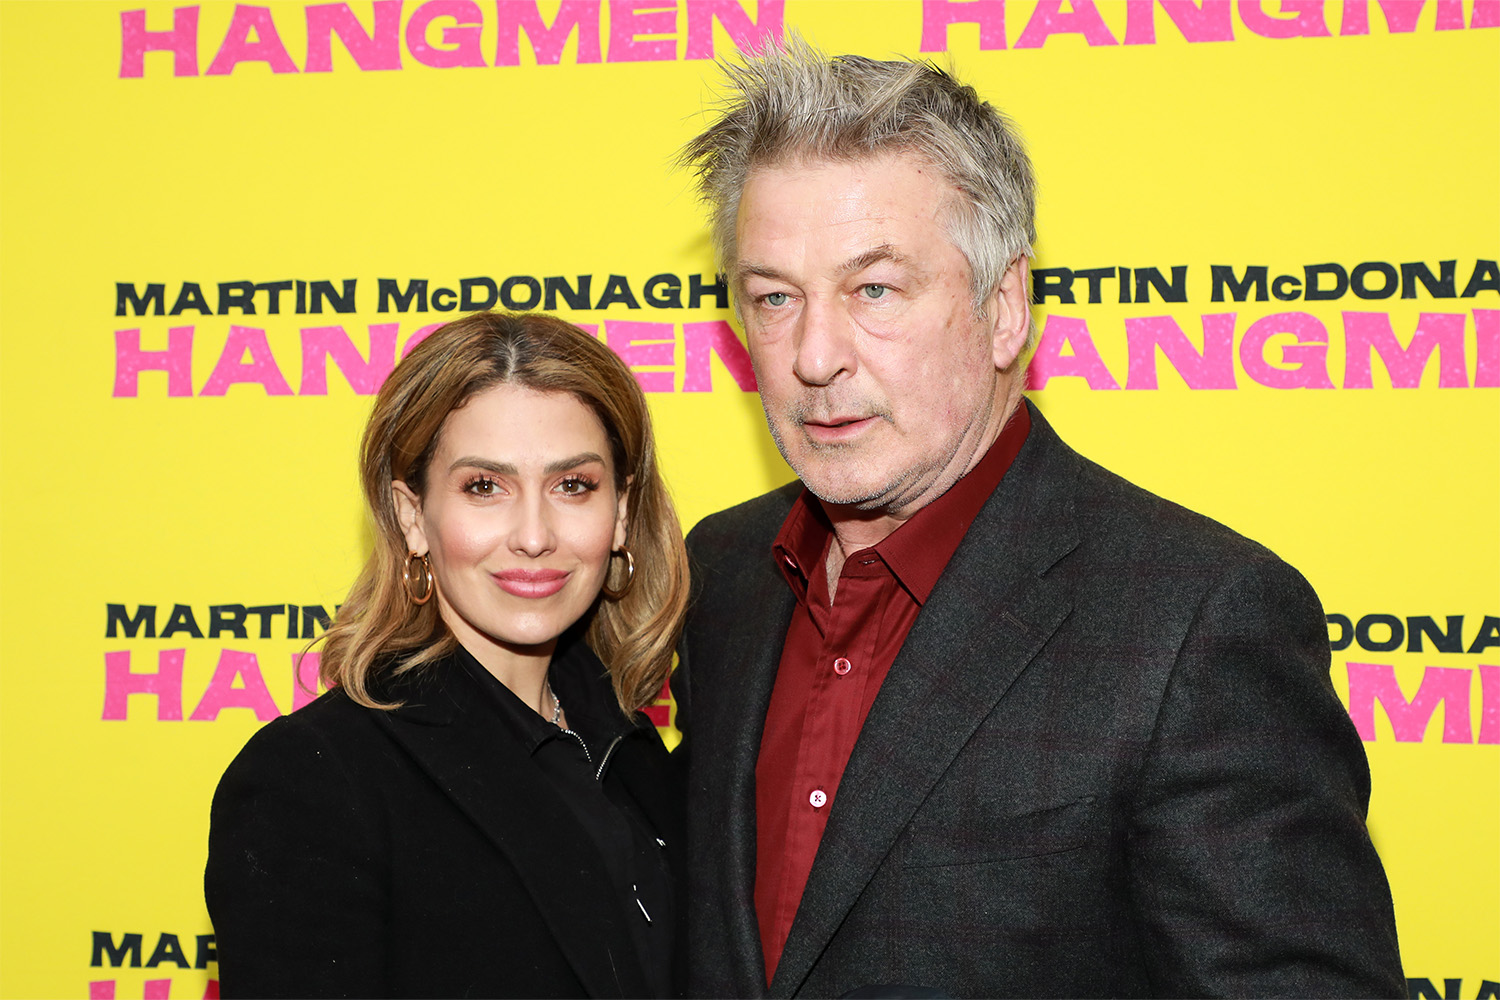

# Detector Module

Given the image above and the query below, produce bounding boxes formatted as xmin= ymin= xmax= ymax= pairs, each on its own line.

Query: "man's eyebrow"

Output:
xmin=839 ymin=244 xmax=910 ymax=277
xmin=447 ymin=453 xmax=606 ymax=476
xmin=734 ymin=246 xmax=912 ymax=285
xmin=735 ymin=262 xmax=791 ymax=284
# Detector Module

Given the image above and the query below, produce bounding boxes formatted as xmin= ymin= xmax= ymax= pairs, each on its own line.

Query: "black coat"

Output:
xmin=206 ymin=640 xmax=684 ymax=999
xmin=674 ymin=402 xmax=1404 ymax=998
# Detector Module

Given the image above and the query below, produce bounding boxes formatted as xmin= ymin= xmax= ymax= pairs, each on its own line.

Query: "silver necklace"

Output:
xmin=547 ymin=679 xmax=562 ymax=726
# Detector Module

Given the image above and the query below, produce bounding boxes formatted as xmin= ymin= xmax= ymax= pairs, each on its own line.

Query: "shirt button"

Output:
xmin=833 ymin=657 xmax=852 ymax=675
xmin=809 ymin=789 xmax=828 ymax=809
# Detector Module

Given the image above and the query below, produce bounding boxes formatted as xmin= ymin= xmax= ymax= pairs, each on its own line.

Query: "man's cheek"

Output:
xmin=745 ymin=344 xmax=790 ymax=390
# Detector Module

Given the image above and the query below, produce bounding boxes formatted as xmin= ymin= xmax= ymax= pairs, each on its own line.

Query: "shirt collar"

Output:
xmin=457 ymin=631 xmax=633 ymax=755
xmin=771 ymin=402 xmax=1031 ymax=606
xmin=771 ymin=492 xmax=833 ymax=605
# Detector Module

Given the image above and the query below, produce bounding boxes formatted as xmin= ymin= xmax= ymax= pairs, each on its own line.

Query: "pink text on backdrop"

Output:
xmin=1346 ymin=662 xmax=1499 ymax=744
xmin=99 ymin=648 xmax=675 ymax=726
xmin=112 ymin=321 xmax=756 ymax=396
xmin=89 ymin=980 xmax=217 ymax=1000
xmin=119 ymin=0 xmax=783 ymax=77
xmin=100 ymin=650 xmax=324 ymax=721
xmin=919 ymin=0 xmax=1497 ymax=52
xmin=1026 ymin=309 xmax=1499 ymax=390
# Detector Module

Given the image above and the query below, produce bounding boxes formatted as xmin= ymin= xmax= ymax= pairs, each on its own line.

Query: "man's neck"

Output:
xmin=820 ymin=390 xmax=1023 ymax=601
xmin=821 ymin=509 xmax=906 ymax=599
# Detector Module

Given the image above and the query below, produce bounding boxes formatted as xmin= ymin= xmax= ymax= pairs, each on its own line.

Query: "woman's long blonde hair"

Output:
xmin=317 ymin=311 xmax=689 ymax=716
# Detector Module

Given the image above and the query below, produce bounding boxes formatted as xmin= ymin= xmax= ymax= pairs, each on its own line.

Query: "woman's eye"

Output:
xmin=556 ymin=476 xmax=597 ymax=496
xmin=465 ymin=477 xmax=501 ymax=496
xmin=862 ymin=284 xmax=888 ymax=299
xmin=763 ymin=292 xmax=789 ymax=307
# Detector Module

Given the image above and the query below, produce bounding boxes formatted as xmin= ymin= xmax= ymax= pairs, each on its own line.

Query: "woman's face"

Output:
xmin=393 ymin=384 xmax=627 ymax=670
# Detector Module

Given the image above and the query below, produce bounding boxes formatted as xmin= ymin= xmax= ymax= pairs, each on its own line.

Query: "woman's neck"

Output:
xmin=462 ymin=636 xmax=558 ymax=717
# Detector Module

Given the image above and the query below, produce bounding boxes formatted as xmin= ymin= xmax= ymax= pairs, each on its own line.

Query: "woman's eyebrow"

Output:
xmin=447 ymin=453 xmax=606 ymax=475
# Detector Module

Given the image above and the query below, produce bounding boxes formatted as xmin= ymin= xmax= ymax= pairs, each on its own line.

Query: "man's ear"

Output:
xmin=392 ymin=480 xmax=428 ymax=555
xmin=989 ymin=256 xmax=1032 ymax=371
xmin=613 ymin=477 xmax=633 ymax=551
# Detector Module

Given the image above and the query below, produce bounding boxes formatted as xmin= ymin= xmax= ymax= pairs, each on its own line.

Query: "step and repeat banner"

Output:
xmin=0 ymin=1 xmax=1495 ymax=997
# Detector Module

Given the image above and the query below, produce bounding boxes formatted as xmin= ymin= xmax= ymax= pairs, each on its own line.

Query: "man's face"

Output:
xmin=734 ymin=152 xmax=1026 ymax=515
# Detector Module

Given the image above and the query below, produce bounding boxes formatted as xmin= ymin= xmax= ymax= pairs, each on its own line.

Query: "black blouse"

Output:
xmin=457 ymin=638 xmax=675 ymax=998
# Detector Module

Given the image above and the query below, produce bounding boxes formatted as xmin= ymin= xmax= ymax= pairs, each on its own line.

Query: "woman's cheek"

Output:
xmin=566 ymin=513 xmax=618 ymax=571
xmin=434 ymin=511 xmax=502 ymax=566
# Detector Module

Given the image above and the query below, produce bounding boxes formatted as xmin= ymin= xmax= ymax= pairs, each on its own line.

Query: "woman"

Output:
xmin=205 ymin=312 xmax=689 ymax=998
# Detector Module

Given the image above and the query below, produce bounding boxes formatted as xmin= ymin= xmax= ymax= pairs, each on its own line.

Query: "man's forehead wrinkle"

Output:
xmin=749 ymin=143 xmax=939 ymax=175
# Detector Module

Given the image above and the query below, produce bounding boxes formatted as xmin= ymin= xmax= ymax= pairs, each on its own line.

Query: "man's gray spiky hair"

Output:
xmin=678 ymin=35 xmax=1037 ymax=325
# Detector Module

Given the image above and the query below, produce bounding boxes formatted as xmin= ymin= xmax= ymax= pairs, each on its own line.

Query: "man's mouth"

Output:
xmin=800 ymin=414 xmax=880 ymax=441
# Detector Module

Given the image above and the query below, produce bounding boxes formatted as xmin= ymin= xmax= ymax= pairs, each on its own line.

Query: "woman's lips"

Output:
xmin=492 ymin=569 xmax=570 ymax=598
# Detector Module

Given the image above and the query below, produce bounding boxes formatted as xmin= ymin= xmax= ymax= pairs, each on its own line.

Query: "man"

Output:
xmin=672 ymin=43 xmax=1403 ymax=999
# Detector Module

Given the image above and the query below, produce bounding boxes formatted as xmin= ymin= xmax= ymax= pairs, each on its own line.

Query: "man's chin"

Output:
xmin=795 ymin=466 xmax=898 ymax=510
xmin=775 ymin=436 xmax=904 ymax=508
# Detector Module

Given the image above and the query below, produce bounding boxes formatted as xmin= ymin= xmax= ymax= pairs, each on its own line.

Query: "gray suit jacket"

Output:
xmin=673 ymin=402 xmax=1403 ymax=998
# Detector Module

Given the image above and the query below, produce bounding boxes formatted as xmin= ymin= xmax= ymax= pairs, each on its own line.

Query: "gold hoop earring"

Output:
xmin=601 ymin=546 xmax=635 ymax=600
xmin=403 ymin=552 xmax=434 ymax=605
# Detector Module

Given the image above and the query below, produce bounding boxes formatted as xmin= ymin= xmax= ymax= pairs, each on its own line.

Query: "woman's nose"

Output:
xmin=508 ymin=496 xmax=557 ymax=557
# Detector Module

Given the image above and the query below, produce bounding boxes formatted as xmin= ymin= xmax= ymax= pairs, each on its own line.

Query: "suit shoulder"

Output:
xmin=1070 ymin=452 xmax=1289 ymax=573
xmin=1017 ymin=406 xmax=1293 ymax=578
xmin=685 ymin=481 xmax=801 ymax=561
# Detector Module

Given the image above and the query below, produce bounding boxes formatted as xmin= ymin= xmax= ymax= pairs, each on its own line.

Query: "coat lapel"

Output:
xmin=769 ymin=404 xmax=1084 ymax=997
xmin=689 ymin=527 xmax=797 ymax=994
xmin=371 ymin=661 xmax=651 ymax=999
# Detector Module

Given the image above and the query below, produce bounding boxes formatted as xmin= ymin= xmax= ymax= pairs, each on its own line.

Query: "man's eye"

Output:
xmin=863 ymin=284 xmax=888 ymax=299
xmin=763 ymin=292 xmax=789 ymax=307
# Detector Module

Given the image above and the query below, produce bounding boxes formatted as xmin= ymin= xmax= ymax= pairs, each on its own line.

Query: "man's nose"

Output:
xmin=791 ymin=298 xmax=856 ymax=386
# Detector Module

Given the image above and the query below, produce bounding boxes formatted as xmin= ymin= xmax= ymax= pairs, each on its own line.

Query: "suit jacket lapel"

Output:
xmin=693 ymin=538 xmax=796 ymax=994
xmin=371 ymin=661 xmax=651 ymax=999
xmin=769 ymin=405 xmax=1084 ymax=997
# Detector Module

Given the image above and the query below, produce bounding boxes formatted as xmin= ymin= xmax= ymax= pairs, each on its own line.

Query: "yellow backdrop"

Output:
xmin=1 ymin=2 xmax=1496 ymax=997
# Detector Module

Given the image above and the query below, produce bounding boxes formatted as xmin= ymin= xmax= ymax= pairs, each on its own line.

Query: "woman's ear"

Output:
xmin=614 ymin=477 xmax=633 ymax=551
xmin=392 ymin=480 xmax=428 ymax=555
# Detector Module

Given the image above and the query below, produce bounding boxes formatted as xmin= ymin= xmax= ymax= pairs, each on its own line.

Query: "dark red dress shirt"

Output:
xmin=754 ymin=404 xmax=1032 ymax=981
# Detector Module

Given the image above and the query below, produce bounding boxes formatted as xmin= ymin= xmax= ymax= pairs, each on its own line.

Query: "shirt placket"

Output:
xmin=773 ymin=558 xmax=892 ymax=932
